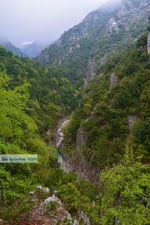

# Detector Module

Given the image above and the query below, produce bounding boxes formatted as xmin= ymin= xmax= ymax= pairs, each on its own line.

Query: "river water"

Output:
xmin=54 ymin=118 xmax=91 ymax=225
xmin=55 ymin=118 xmax=70 ymax=172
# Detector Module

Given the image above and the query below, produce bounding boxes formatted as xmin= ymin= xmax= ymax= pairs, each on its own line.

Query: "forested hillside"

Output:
xmin=0 ymin=40 xmax=25 ymax=57
xmin=61 ymin=32 xmax=150 ymax=225
xmin=0 ymin=0 xmax=150 ymax=224
xmin=0 ymin=46 xmax=78 ymax=134
xmin=0 ymin=46 xmax=79 ymax=222
xmin=64 ymin=33 xmax=150 ymax=173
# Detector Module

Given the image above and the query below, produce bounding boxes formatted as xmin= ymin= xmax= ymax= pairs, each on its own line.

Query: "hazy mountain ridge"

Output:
xmin=19 ymin=41 xmax=44 ymax=58
xmin=0 ymin=40 xmax=25 ymax=57
xmin=0 ymin=40 xmax=45 ymax=58
xmin=37 ymin=0 xmax=150 ymax=82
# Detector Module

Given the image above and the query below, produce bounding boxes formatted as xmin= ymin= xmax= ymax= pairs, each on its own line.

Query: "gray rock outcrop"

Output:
xmin=110 ymin=73 xmax=118 ymax=88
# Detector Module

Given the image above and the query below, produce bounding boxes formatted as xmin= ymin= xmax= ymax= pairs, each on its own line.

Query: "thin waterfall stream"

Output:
xmin=54 ymin=118 xmax=70 ymax=172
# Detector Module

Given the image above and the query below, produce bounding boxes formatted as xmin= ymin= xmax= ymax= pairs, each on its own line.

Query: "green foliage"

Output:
xmin=45 ymin=201 xmax=58 ymax=213
xmin=0 ymin=167 xmax=33 ymax=221
xmin=133 ymin=118 xmax=150 ymax=161
xmin=0 ymin=50 xmax=80 ymax=222
xmin=64 ymin=34 xmax=150 ymax=170
xmin=97 ymin=161 xmax=150 ymax=225
xmin=59 ymin=32 xmax=150 ymax=225
xmin=0 ymin=14 xmax=150 ymax=225
xmin=0 ymin=70 xmax=52 ymax=220
xmin=0 ymin=46 xmax=79 ymax=134
xmin=59 ymin=183 xmax=81 ymax=213
xmin=45 ymin=156 xmax=150 ymax=225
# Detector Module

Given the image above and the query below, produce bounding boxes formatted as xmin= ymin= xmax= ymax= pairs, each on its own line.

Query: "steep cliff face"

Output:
xmin=64 ymin=33 xmax=150 ymax=173
xmin=54 ymin=119 xmax=97 ymax=182
xmin=37 ymin=0 xmax=150 ymax=82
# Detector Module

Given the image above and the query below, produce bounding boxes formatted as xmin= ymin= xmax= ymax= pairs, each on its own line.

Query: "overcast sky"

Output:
xmin=0 ymin=0 xmax=111 ymax=45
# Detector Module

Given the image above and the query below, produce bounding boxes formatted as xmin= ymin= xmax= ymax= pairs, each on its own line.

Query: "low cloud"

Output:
xmin=0 ymin=0 xmax=113 ymax=45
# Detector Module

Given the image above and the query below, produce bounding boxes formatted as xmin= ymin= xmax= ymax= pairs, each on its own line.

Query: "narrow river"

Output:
xmin=54 ymin=118 xmax=91 ymax=225
xmin=55 ymin=118 xmax=70 ymax=172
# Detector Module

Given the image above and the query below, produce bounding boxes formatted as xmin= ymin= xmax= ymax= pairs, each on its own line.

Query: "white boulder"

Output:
xmin=44 ymin=194 xmax=61 ymax=205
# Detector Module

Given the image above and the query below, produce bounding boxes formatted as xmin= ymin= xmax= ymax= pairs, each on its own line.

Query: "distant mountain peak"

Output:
xmin=20 ymin=40 xmax=36 ymax=46
xmin=18 ymin=41 xmax=44 ymax=58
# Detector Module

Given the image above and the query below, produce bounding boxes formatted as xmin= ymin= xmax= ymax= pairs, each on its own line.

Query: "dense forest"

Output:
xmin=0 ymin=46 xmax=79 ymax=133
xmin=62 ymin=33 xmax=150 ymax=224
xmin=0 ymin=34 xmax=149 ymax=225
xmin=64 ymin=33 xmax=150 ymax=169
xmin=0 ymin=45 xmax=79 ymax=222
xmin=0 ymin=0 xmax=150 ymax=224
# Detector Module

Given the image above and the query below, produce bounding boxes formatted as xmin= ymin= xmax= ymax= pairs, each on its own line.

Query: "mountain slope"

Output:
xmin=1 ymin=33 xmax=149 ymax=225
xmin=0 ymin=45 xmax=80 ymax=222
xmin=0 ymin=40 xmax=24 ymax=57
xmin=37 ymin=0 xmax=150 ymax=83
xmin=64 ymin=32 xmax=150 ymax=177
xmin=0 ymin=46 xmax=78 ymax=134
xmin=19 ymin=41 xmax=44 ymax=58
